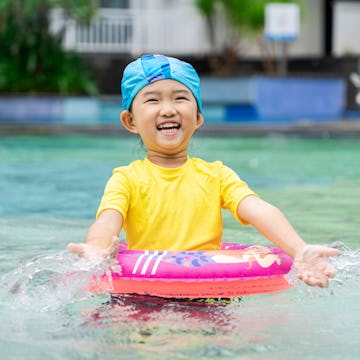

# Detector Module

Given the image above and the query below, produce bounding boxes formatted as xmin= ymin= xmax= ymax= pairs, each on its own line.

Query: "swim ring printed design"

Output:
xmin=89 ymin=243 xmax=293 ymax=298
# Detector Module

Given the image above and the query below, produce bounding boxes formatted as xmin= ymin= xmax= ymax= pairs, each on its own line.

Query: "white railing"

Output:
xmin=74 ymin=14 xmax=135 ymax=52
xmin=50 ymin=7 xmax=210 ymax=55
xmin=51 ymin=9 xmax=142 ymax=54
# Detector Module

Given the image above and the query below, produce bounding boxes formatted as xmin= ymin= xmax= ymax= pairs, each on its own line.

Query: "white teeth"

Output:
xmin=157 ymin=122 xmax=180 ymax=130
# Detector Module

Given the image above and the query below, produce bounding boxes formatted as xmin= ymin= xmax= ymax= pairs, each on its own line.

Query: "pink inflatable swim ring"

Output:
xmin=89 ymin=242 xmax=293 ymax=298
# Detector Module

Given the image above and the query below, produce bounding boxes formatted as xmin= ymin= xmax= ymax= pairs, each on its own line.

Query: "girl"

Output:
xmin=68 ymin=54 xmax=338 ymax=288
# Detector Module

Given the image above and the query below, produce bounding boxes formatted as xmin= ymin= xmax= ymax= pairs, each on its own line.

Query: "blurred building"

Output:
xmin=1 ymin=0 xmax=358 ymax=124
xmin=50 ymin=0 xmax=360 ymax=105
xmin=50 ymin=0 xmax=360 ymax=58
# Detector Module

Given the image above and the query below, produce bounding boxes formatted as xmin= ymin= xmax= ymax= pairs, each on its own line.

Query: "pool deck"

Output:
xmin=1 ymin=120 xmax=360 ymax=138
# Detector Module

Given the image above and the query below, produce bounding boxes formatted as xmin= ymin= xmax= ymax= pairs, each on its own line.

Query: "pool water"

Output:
xmin=0 ymin=135 xmax=359 ymax=359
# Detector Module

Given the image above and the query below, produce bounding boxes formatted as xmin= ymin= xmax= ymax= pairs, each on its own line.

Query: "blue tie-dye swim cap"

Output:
xmin=121 ymin=54 xmax=202 ymax=112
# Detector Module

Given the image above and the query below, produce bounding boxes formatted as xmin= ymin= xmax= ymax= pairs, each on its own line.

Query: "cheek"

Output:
xmin=183 ymin=104 xmax=199 ymax=119
xmin=135 ymin=106 xmax=158 ymax=121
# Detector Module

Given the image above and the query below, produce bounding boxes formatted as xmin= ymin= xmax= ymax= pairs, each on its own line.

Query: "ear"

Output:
xmin=195 ymin=112 xmax=204 ymax=129
xmin=120 ymin=110 xmax=138 ymax=134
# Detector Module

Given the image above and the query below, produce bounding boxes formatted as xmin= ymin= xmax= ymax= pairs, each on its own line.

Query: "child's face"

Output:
xmin=121 ymin=79 xmax=203 ymax=156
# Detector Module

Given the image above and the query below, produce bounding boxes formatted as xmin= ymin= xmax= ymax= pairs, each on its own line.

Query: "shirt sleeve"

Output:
xmin=220 ymin=163 xmax=257 ymax=225
xmin=96 ymin=168 xmax=131 ymax=219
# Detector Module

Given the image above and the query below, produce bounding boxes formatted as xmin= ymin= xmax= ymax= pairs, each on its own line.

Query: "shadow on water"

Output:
xmin=0 ymin=242 xmax=359 ymax=360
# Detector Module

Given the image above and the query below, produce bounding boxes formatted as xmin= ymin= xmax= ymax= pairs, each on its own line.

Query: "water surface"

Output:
xmin=0 ymin=135 xmax=359 ymax=359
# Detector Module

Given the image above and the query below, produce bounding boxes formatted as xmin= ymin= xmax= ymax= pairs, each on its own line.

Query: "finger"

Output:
xmin=309 ymin=246 xmax=340 ymax=259
xmin=318 ymin=247 xmax=340 ymax=258
xmin=67 ymin=243 xmax=84 ymax=256
xmin=298 ymin=273 xmax=329 ymax=288
xmin=314 ymin=278 xmax=328 ymax=288
xmin=323 ymin=264 xmax=337 ymax=278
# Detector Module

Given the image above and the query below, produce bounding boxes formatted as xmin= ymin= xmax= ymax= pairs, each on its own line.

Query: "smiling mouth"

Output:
xmin=157 ymin=122 xmax=180 ymax=132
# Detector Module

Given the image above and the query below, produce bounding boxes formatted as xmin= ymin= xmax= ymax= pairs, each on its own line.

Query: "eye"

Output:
xmin=175 ymin=96 xmax=188 ymax=101
xmin=145 ymin=98 xmax=158 ymax=103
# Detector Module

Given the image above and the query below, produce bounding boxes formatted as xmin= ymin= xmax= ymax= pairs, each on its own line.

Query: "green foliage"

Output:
xmin=0 ymin=0 xmax=99 ymax=94
xmin=195 ymin=0 xmax=216 ymax=17
xmin=197 ymin=0 xmax=303 ymax=36
xmin=194 ymin=0 xmax=304 ymax=74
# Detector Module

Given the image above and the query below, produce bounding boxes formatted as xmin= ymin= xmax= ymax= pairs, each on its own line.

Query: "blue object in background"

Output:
xmin=200 ymin=76 xmax=346 ymax=123
xmin=225 ymin=104 xmax=259 ymax=122
xmin=0 ymin=97 xmax=63 ymax=123
xmin=254 ymin=77 xmax=346 ymax=122
xmin=63 ymin=98 xmax=99 ymax=124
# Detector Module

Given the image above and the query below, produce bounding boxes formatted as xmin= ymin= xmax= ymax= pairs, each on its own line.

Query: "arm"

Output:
xmin=237 ymin=195 xmax=339 ymax=287
xmin=67 ymin=209 xmax=123 ymax=259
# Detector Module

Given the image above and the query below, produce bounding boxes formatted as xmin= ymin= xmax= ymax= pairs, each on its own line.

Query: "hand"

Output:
xmin=294 ymin=245 xmax=339 ymax=287
xmin=67 ymin=236 xmax=119 ymax=260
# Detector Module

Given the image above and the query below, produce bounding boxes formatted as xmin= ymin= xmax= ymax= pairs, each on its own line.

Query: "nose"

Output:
xmin=159 ymin=100 xmax=177 ymax=117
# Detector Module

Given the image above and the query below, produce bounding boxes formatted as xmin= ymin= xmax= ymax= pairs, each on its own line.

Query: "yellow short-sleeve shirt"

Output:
xmin=96 ymin=157 xmax=256 ymax=251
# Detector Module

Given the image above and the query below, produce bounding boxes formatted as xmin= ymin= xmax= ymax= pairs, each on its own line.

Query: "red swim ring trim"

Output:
xmin=89 ymin=276 xmax=291 ymax=298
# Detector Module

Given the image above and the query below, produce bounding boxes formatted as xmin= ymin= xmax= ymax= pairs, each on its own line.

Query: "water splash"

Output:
xmin=1 ymin=241 xmax=359 ymax=313
xmin=285 ymin=241 xmax=360 ymax=298
xmin=0 ymin=251 xmax=121 ymax=312
xmin=1 ymin=244 xmax=359 ymax=360
xmin=328 ymin=242 xmax=360 ymax=292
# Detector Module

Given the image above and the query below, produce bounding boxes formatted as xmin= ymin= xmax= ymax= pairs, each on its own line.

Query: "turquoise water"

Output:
xmin=0 ymin=135 xmax=360 ymax=359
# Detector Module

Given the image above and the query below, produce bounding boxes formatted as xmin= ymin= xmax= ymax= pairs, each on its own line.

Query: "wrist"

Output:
xmin=290 ymin=241 xmax=307 ymax=260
